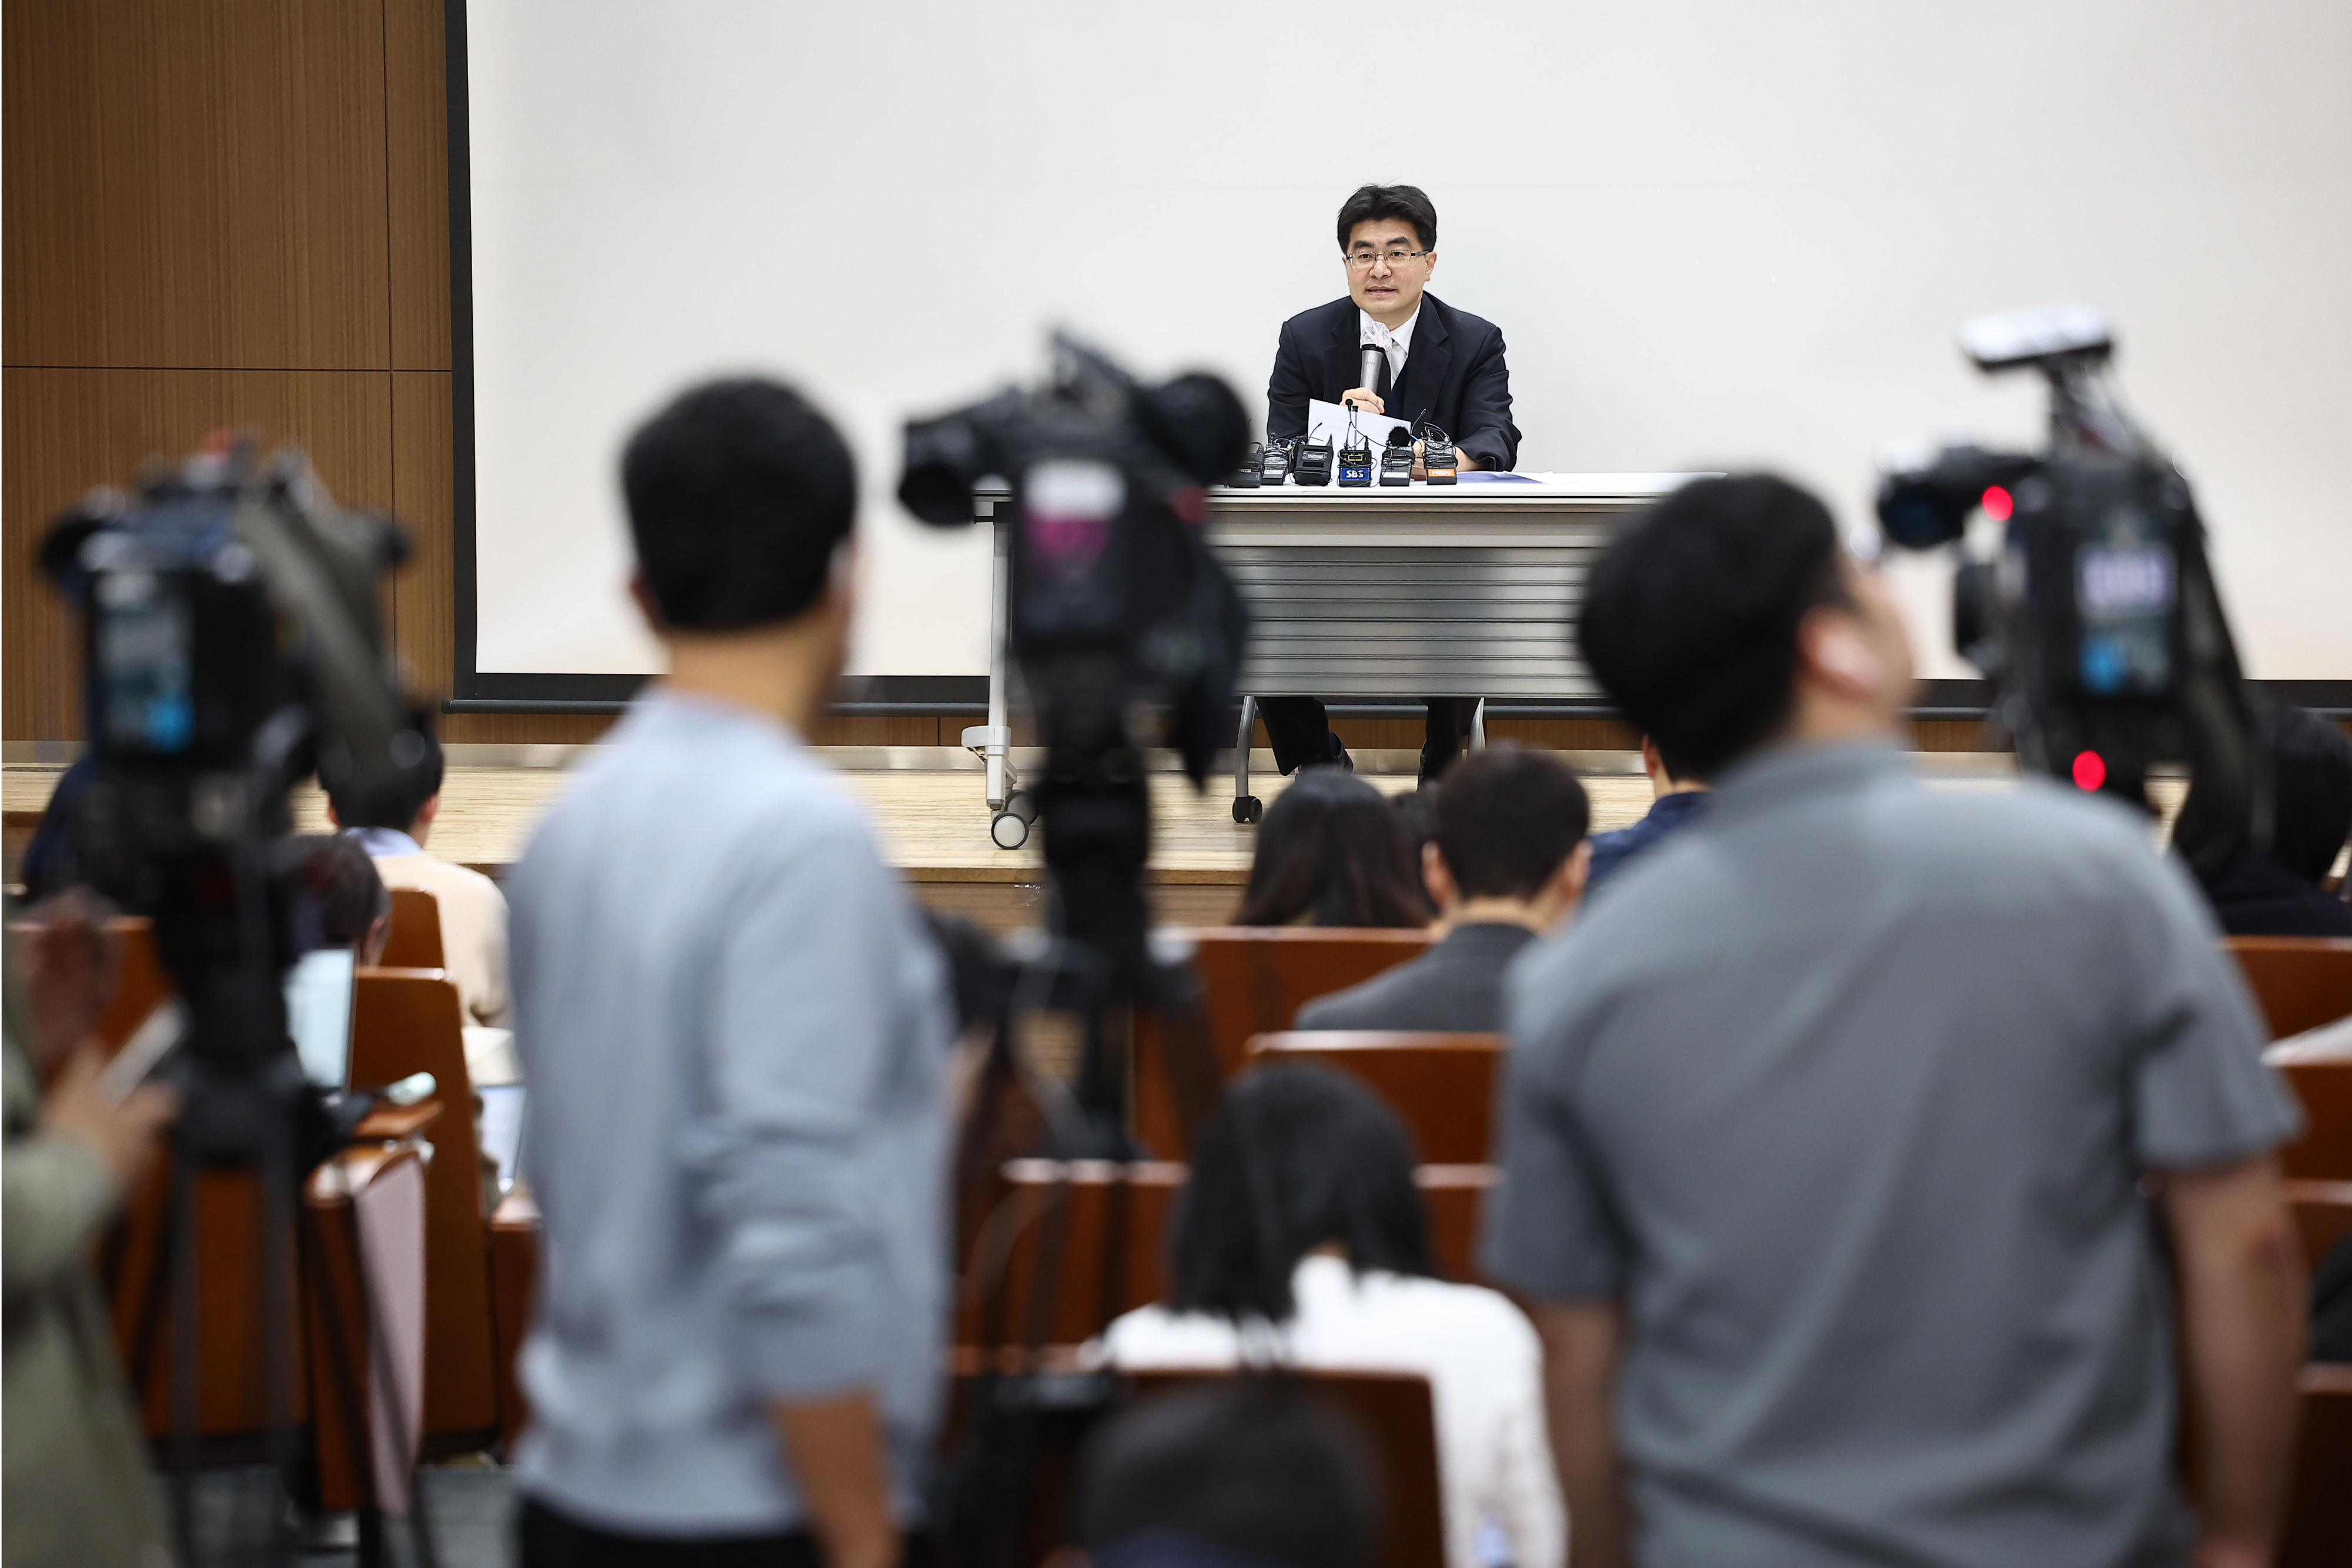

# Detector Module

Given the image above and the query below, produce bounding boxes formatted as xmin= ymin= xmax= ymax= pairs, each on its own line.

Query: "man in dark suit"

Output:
xmin=1262 ymin=183 xmax=1524 ymax=781
xmin=1295 ymin=745 xmax=1587 ymax=1034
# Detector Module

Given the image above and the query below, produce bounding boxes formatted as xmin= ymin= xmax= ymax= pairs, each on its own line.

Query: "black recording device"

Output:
xmin=1258 ymin=436 xmax=1295 ymax=487
xmin=1291 ymin=432 xmax=1334 ymax=486
xmin=900 ymin=335 xmax=1250 ymax=1070
xmin=1875 ymin=306 xmax=2264 ymax=861
xmin=1380 ymin=427 xmax=1415 ymax=486
xmin=41 ymin=440 xmax=429 ymax=1162
xmin=1337 ymin=406 xmax=1374 ymax=487
xmin=1420 ymin=423 xmax=1458 ymax=484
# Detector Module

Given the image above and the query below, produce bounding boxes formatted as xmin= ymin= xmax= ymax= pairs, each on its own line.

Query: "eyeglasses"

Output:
xmin=1345 ymin=249 xmax=1429 ymax=269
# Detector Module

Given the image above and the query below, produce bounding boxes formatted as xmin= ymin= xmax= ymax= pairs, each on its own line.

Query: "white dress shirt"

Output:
xmin=1359 ymin=305 xmax=1422 ymax=387
xmin=1095 ymin=1253 xmax=1565 ymax=1568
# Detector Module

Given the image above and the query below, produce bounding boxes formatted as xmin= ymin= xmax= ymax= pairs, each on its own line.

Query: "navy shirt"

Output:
xmin=1584 ymin=789 xmax=1708 ymax=895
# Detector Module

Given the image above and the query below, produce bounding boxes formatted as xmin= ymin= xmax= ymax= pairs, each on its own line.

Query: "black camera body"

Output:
xmin=1876 ymin=307 xmax=2263 ymax=856
xmin=42 ymin=442 xmax=429 ymax=1158
xmin=901 ymin=337 xmax=1251 ymax=967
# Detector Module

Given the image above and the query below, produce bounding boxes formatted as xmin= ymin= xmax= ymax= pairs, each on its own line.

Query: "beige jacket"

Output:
xmin=373 ymin=852 xmax=512 ymax=1027
xmin=2 ymin=944 xmax=171 ymax=1568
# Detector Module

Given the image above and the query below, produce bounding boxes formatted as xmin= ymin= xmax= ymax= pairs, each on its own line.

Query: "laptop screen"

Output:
xmin=283 ymin=948 xmax=357 ymax=1089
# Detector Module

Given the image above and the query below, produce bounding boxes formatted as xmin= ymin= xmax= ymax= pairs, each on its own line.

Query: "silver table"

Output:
xmin=963 ymin=475 xmax=1692 ymax=844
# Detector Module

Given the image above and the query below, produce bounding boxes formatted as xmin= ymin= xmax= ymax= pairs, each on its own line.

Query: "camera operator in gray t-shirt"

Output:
xmin=1481 ymin=476 xmax=2306 ymax=1568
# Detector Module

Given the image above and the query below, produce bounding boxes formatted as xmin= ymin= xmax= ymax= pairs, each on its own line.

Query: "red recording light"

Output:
xmin=1981 ymin=485 xmax=2014 ymax=523
xmin=2071 ymin=750 xmax=2107 ymax=791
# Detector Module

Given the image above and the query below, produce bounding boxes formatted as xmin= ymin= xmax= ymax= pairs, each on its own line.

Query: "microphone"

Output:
xmin=1358 ymin=344 xmax=1385 ymax=404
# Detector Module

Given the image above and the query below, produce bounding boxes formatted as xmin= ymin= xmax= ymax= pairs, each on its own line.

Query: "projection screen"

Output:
xmin=454 ymin=0 xmax=2352 ymax=707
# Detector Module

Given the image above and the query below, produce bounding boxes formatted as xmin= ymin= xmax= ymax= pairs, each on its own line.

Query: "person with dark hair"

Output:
xmin=295 ymin=834 xmax=390 ymax=962
xmin=2174 ymin=704 xmax=2352 ymax=935
xmin=506 ymin=377 xmax=953 ymax=1568
xmin=1098 ymin=1065 xmax=1562 ymax=1568
xmin=1259 ymin=183 xmax=1522 ymax=783
xmin=1232 ymin=770 xmax=1431 ymax=930
xmin=1070 ymin=1380 xmax=1382 ymax=1568
xmin=326 ymin=723 xmax=512 ymax=1027
xmin=1582 ymin=735 xmax=1709 ymax=897
xmin=1296 ymin=745 xmax=1589 ymax=1032
xmin=1485 ymin=473 xmax=2307 ymax=1567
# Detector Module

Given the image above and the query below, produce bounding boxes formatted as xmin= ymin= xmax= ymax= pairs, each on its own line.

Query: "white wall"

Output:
xmin=465 ymin=0 xmax=2352 ymax=682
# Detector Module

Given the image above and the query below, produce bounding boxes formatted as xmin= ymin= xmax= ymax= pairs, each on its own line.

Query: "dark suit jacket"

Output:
xmin=2196 ymin=847 xmax=2352 ymax=937
xmin=1292 ymin=921 xmax=1537 ymax=1034
xmin=1267 ymin=294 xmax=1521 ymax=473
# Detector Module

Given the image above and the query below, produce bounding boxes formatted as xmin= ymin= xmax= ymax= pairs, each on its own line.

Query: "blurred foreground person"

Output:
xmin=1098 ymin=1065 xmax=1561 ymax=1568
xmin=4 ymin=896 xmax=177 ymax=1568
xmin=1484 ymin=475 xmax=2307 ymax=1568
xmin=1297 ymin=744 xmax=1589 ymax=1031
xmin=1582 ymin=735 xmax=1708 ymax=897
xmin=508 ymin=379 xmax=952 ymax=1568
xmin=2174 ymin=703 xmax=2352 ymax=937
xmin=1234 ymin=770 xmax=1431 ymax=928
xmin=1070 ymin=1380 xmax=1381 ymax=1568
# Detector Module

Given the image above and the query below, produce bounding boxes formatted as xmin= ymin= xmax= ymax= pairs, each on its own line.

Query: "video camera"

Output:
xmin=1875 ymin=306 xmax=2266 ymax=864
xmin=901 ymin=336 xmax=1251 ymax=984
xmin=41 ymin=436 xmax=430 ymax=1162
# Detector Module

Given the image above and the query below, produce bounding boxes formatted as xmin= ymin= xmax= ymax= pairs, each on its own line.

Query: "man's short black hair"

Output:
xmin=622 ymin=376 xmax=857 ymax=631
xmin=296 ymin=834 xmax=388 ymax=951
xmin=1578 ymin=474 xmax=1849 ymax=781
xmin=1431 ymin=743 xmax=1591 ymax=900
xmin=1077 ymin=1380 xmax=1382 ymax=1568
xmin=326 ymin=722 xmax=443 ymax=832
xmin=1336 ymin=184 xmax=1436 ymax=254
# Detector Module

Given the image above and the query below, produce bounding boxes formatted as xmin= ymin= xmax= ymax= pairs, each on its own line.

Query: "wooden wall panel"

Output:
xmin=4 ymin=0 xmax=111 ymax=360
xmin=2 ymin=367 xmax=396 ymax=740
xmin=390 ymin=370 xmax=452 ymax=698
xmin=385 ymin=0 xmax=450 ymax=370
xmin=6 ymin=0 xmax=392 ymax=370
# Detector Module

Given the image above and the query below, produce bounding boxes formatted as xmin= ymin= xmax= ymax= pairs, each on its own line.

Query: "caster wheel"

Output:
xmin=1005 ymin=788 xmax=1039 ymax=824
xmin=990 ymin=810 xmax=1030 ymax=850
xmin=1232 ymin=795 xmax=1263 ymax=825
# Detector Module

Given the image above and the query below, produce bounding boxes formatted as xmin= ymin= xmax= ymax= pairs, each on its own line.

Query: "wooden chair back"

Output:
xmin=2275 ymin=1057 xmax=2352 ymax=1182
xmin=1124 ymin=1370 xmax=1446 ymax=1568
xmin=2282 ymin=1365 xmax=2352 ymax=1567
xmin=1133 ymin=928 xmax=1435 ymax=1156
xmin=350 ymin=967 xmax=501 ymax=1449
xmin=2227 ymin=937 xmax=2352 ymax=1039
xmin=1417 ymin=1164 xmax=1499 ymax=1284
xmin=488 ymin=1185 xmax=542 ymax=1455
xmin=93 ymin=917 xmax=173 ymax=1060
xmin=1248 ymin=1031 xmax=1504 ymax=1164
xmin=960 ymin=1161 xmax=1184 ymax=1352
xmin=2286 ymin=1180 xmax=2352 ymax=1273
xmin=302 ymin=1141 xmax=429 ymax=1514
xmin=380 ymin=887 xmax=446 ymax=970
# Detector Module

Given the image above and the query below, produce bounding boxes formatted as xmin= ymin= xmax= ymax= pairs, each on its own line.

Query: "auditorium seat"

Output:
xmin=1248 ymin=1031 xmax=1503 ymax=1164
xmin=380 ymin=886 xmax=447 ymax=970
xmin=349 ymin=967 xmax=505 ymax=1454
xmin=1125 ymin=1369 xmax=1445 ymax=1568
xmin=963 ymin=1159 xmax=1502 ymax=1355
xmin=2281 ymin=1364 xmax=2352 ymax=1568
xmin=2272 ymin=1057 xmax=2352 ymax=1182
xmin=2227 ymin=936 xmax=2352 ymax=1039
xmin=1132 ymin=928 xmax=1435 ymax=1156
xmin=2286 ymin=1179 xmax=2352 ymax=1273
xmin=489 ymin=1184 xmax=542 ymax=1455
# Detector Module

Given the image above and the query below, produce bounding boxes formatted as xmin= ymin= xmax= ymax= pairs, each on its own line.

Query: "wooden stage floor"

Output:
xmin=5 ymin=750 xmax=2170 ymax=934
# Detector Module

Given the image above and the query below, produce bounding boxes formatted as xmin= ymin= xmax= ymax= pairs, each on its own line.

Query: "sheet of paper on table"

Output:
xmin=1307 ymin=397 xmax=1410 ymax=452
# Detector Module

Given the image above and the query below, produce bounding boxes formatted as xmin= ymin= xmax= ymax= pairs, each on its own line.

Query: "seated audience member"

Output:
xmin=1484 ymin=474 xmax=2307 ymax=1568
xmin=1234 ymin=771 xmax=1431 ymax=929
xmin=1070 ymin=1380 xmax=1381 ymax=1568
xmin=296 ymin=833 xmax=391 ymax=962
xmin=4 ymin=896 xmax=178 ymax=1567
xmin=2174 ymin=703 xmax=2352 ymax=937
xmin=1295 ymin=744 xmax=1589 ymax=1032
xmin=1583 ymin=735 xmax=1708 ymax=895
xmin=327 ymin=727 xmax=513 ymax=1026
xmin=507 ymin=379 xmax=954 ymax=1568
xmin=1098 ymin=1064 xmax=1562 ymax=1568
xmin=15 ymin=754 xmax=93 ymax=903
